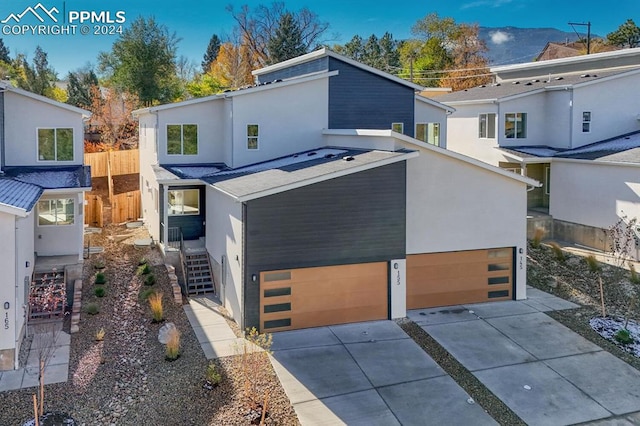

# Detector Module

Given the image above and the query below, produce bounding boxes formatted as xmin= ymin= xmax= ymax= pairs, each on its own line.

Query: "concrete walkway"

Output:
xmin=184 ymin=296 xmax=247 ymax=359
xmin=411 ymin=288 xmax=640 ymax=426
xmin=0 ymin=323 xmax=70 ymax=392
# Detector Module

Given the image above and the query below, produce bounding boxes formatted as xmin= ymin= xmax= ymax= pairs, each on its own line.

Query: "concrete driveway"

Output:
xmin=270 ymin=320 xmax=497 ymax=425
xmin=410 ymin=288 xmax=640 ymax=426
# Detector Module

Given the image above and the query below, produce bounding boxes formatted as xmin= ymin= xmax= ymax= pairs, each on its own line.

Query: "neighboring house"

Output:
xmin=0 ymin=82 xmax=91 ymax=370
xmin=134 ymin=48 xmax=537 ymax=333
xmin=534 ymin=41 xmax=618 ymax=62
xmin=439 ymin=48 xmax=640 ymax=255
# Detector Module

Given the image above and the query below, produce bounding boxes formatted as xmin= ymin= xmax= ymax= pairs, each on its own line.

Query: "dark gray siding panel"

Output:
xmin=328 ymin=57 xmax=415 ymax=136
xmin=243 ymin=162 xmax=406 ymax=329
xmin=257 ymin=57 xmax=328 ymax=83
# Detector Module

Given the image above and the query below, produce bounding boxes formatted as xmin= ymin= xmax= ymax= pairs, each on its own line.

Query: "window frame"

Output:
xmin=545 ymin=166 xmax=551 ymax=195
xmin=582 ymin=111 xmax=591 ymax=133
xmin=391 ymin=122 xmax=404 ymax=134
xmin=168 ymin=189 xmax=200 ymax=216
xmin=37 ymin=198 xmax=75 ymax=226
xmin=504 ymin=113 xmax=527 ymax=139
xmin=247 ymin=124 xmax=259 ymax=150
xmin=478 ymin=113 xmax=496 ymax=139
xmin=166 ymin=124 xmax=198 ymax=155
xmin=416 ymin=122 xmax=440 ymax=146
xmin=37 ymin=128 xmax=74 ymax=162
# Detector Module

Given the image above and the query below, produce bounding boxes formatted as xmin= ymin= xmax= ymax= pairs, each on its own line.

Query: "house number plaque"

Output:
xmin=4 ymin=312 xmax=8 ymax=330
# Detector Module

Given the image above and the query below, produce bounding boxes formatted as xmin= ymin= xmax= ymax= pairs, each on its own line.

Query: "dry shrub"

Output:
xmin=532 ymin=227 xmax=546 ymax=248
xmin=165 ymin=327 xmax=181 ymax=360
xmin=235 ymin=327 xmax=273 ymax=414
xmin=148 ymin=292 xmax=164 ymax=322
xmin=549 ymin=242 xmax=565 ymax=262
xmin=585 ymin=255 xmax=600 ymax=273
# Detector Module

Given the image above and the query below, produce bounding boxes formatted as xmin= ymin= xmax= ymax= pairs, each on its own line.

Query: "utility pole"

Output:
xmin=568 ymin=21 xmax=591 ymax=54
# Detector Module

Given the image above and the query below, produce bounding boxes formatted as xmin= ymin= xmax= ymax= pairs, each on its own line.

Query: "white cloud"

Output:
xmin=461 ymin=0 xmax=513 ymax=9
xmin=490 ymin=30 xmax=514 ymax=45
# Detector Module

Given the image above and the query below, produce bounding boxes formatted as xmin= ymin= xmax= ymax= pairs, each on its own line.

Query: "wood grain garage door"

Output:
xmin=259 ymin=262 xmax=388 ymax=332
xmin=407 ymin=248 xmax=513 ymax=310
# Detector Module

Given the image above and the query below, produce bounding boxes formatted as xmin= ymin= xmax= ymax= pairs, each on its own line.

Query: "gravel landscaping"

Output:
xmin=0 ymin=224 xmax=298 ymax=426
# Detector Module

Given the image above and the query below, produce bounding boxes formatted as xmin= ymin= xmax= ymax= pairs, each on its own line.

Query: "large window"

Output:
xmin=416 ymin=123 xmax=441 ymax=146
xmin=38 ymin=128 xmax=73 ymax=161
xmin=247 ymin=124 xmax=259 ymax=150
xmin=479 ymin=113 xmax=496 ymax=138
xmin=504 ymin=113 xmax=527 ymax=139
xmin=168 ymin=189 xmax=199 ymax=215
xmin=38 ymin=199 xmax=74 ymax=226
xmin=167 ymin=124 xmax=198 ymax=155
xmin=582 ymin=112 xmax=591 ymax=133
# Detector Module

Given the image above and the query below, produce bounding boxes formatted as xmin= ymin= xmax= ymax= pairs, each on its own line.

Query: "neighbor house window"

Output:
xmin=167 ymin=124 xmax=198 ymax=155
xmin=582 ymin=112 xmax=591 ymax=133
xmin=504 ymin=113 xmax=527 ymax=139
xmin=416 ymin=123 xmax=441 ymax=146
xmin=38 ymin=199 xmax=74 ymax=226
xmin=247 ymin=124 xmax=259 ymax=150
xmin=38 ymin=128 xmax=73 ymax=161
xmin=545 ymin=166 xmax=551 ymax=195
xmin=392 ymin=122 xmax=404 ymax=134
xmin=479 ymin=113 xmax=496 ymax=138
xmin=168 ymin=189 xmax=199 ymax=215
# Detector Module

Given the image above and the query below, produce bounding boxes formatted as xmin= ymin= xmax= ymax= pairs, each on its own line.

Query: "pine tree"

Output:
xmin=67 ymin=68 xmax=99 ymax=108
xmin=606 ymin=19 xmax=640 ymax=48
xmin=0 ymin=38 xmax=10 ymax=63
xmin=202 ymin=34 xmax=221 ymax=73
xmin=267 ymin=12 xmax=307 ymax=64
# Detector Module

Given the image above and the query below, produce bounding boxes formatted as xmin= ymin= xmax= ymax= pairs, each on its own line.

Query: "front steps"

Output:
xmin=185 ymin=252 xmax=215 ymax=295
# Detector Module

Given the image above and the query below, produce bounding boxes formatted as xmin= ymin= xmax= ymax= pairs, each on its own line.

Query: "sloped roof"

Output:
xmin=0 ymin=178 xmax=43 ymax=213
xmin=162 ymin=147 xmax=416 ymax=201
xmin=500 ymin=131 xmax=640 ymax=164
xmin=437 ymin=69 xmax=637 ymax=104
xmin=4 ymin=166 xmax=92 ymax=189
xmin=0 ymin=81 xmax=91 ymax=118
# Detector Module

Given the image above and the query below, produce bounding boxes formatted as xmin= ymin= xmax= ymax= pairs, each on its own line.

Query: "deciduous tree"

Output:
xmin=209 ymin=42 xmax=254 ymax=88
xmin=14 ymin=46 xmax=58 ymax=96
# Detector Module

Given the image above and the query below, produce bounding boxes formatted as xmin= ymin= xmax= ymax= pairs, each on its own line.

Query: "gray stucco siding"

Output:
xmin=256 ymin=57 xmax=329 ymax=83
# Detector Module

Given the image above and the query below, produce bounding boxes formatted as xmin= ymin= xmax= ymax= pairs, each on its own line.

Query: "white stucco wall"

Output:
xmin=205 ymin=187 xmax=243 ymax=326
xmin=231 ymin=77 xmax=329 ymax=168
xmin=414 ymin=99 xmax=449 ymax=149
xmin=14 ymin=212 xmax=34 ymax=360
xmin=404 ymin=146 xmax=529 ymax=299
xmin=0 ymin=213 xmax=16 ymax=355
xmin=155 ymin=100 xmax=227 ymax=165
xmin=34 ymin=191 xmax=84 ymax=259
xmin=542 ymin=90 xmax=572 ymax=148
xmin=137 ymin=114 xmax=161 ymax=242
xmin=550 ymin=160 xmax=640 ymax=229
xmin=4 ymin=91 xmax=85 ymax=167
xmin=571 ymin=73 xmax=640 ymax=149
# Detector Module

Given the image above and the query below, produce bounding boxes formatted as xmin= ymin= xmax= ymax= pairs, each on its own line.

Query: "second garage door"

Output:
xmin=407 ymin=248 xmax=513 ymax=310
xmin=259 ymin=262 xmax=388 ymax=332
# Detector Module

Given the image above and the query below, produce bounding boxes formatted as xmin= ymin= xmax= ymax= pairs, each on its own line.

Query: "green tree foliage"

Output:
xmin=334 ymin=32 xmax=400 ymax=72
xmin=267 ymin=12 xmax=307 ymax=64
xmin=202 ymin=34 xmax=221 ymax=72
xmin=399 ymin=13 xmax=489 ymax=90
xmin=14 ymin=46 xmax=58 ymax=96
xmin=98 ymin=17 xmax=180 ymax=106
xmin=0 ymin=38 xmax=10 ymax=63
xmin=186 ymin=73 xmax=222 ymax=98
xmin=227 ymin=2 xmax=329 ymax=67
xmin=606 ymin=19 xmax=640 ymax=48
xmin=66 ymin=67 xmax=99 ymax=108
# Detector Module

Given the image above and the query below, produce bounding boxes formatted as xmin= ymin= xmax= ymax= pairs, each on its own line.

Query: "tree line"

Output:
xmin=0 ymin=3 xmax=637 ymax=147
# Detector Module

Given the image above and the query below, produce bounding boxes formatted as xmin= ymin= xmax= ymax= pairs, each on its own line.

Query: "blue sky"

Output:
xmin=0 ymin=0 xmax=637 ymax=77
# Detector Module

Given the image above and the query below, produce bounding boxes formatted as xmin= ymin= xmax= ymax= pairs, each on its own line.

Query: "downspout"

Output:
xmin=1 ymin=90 xmax=5 ymax=172
xmin=13 ymin=221 xmax=19 ymax=369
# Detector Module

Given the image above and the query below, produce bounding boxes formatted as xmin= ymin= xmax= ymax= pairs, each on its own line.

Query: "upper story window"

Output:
xmin=392 ymin=122 xmax=404 ymax=134
xmin=247 ymin=124 xmax=259 ymax=150
xmin=416 ymin=123 xmax=440 ymax=146
xmin=479 ymin=113 xmax=496 ymax=139
xmin=582 ymin=112 xmax=591 ymax=133
xmin=167 ymin=124 xmax=198 ymax=155
xmin=168 ymin=189 xmax=199 ymax=215
xmin=38 ymin=128 xmax=73 ymax=161
xmin=38 ymin=198 xmax=74 ymax=226
xmin=504 ymin=113 xmax=527 ymax=139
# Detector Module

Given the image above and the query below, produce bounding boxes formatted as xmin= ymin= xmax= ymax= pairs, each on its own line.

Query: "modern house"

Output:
xmin=134 ymin=48 xmax=538 ymax=333
xmin=439 ymin=48 xmax=640 ymax=255
xmin=0 ymin=82 xmax=91 ymax=370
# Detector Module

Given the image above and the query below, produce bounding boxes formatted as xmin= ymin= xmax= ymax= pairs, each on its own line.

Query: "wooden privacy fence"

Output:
xmin=84 ymin=149 xmax=139 ymax=178
xmin=85 ymin=195 xmax=104 ymax=228
xmin=112 ymin=190 xmax=141 ymax=223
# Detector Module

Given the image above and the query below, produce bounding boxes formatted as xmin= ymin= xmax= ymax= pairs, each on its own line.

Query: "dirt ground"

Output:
xmin=89 ymin=174 xmax=139 ymax=198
